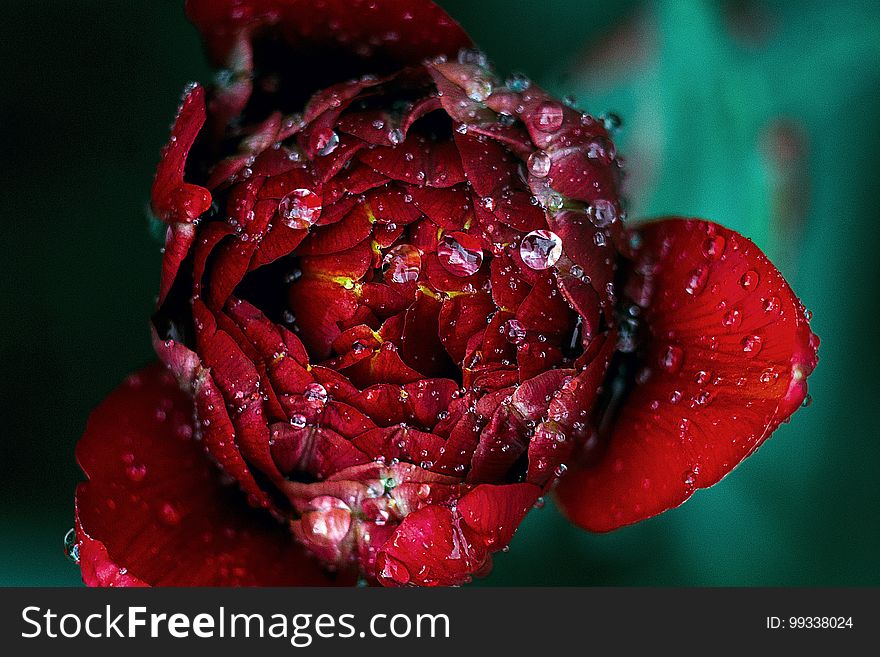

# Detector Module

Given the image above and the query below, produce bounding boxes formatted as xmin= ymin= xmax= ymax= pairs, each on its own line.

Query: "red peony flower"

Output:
xmin=73 ymin=0 xmax=819 ymax=587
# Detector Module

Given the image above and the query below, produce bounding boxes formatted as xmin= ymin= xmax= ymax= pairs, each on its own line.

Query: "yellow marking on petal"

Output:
xmin=418 ymin=284 xmax=440 ymax=299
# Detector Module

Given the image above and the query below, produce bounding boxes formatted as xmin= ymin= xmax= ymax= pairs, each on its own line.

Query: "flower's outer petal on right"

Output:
xmin=75 ymin=364 xmax=343 ymax=586
xmin=555 ymin=218 xmax=819 ymax=532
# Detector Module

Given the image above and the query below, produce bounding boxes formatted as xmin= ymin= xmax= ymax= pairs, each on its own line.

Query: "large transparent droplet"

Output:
xmin=437 ymin=233 xmax=484 ymax=277
xmin=303 ymin=382 xmax=329 ymax=407
xmin=279 ymin=189 xmax=322 ymax=230
xmin=382 ymin=244 xmax=422 ymax=284
xmin=520 ymin=230 xmax=563 ymax=270
xmin=527 ymin=151 xmax=552 ymax=178
xmin=531 ymin=101 xmax=564 ymax=133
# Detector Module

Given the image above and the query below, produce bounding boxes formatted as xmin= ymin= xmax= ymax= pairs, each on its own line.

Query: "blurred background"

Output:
xmin=1 ymin=0 xmax=878 ymax=586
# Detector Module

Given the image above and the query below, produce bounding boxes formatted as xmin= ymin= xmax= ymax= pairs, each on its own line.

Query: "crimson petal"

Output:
xmin=75 ymin=365 xmax=340 ymax=586
xmin=375 ymin=483 xmax=540 ymax=586
xmin=555 ymin=219 xmax=819 ymax=532
xmin=187 ymin=0 xmax=472 ymax=73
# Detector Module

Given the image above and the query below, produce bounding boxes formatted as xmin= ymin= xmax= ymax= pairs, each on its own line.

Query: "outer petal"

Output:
xmin=75 ymin=364 xmax=340 ymax=586
xmin=187 ymin=0 xmax=471 ymax=71
xmin=556 ymin=219 xmax=819 ymax=532
xmin=375 ymin=483 xmax=540 ymax=586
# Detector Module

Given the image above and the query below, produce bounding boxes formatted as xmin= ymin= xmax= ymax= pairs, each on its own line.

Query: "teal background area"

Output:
xmin=1 ymin=0 xmax=878 ymax=586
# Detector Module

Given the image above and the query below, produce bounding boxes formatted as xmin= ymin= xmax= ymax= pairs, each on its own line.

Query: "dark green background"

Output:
xmin=2 ymin=0 xmax=878 ymax=586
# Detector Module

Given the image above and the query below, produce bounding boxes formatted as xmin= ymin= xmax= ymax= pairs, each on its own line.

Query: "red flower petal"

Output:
xmin=187 ymin=0 xmax=472 ymax=73
xmin=375 ymin=483 xmax=539 ymax=586
xmin=150 ymin=84 xmax=212 ymax=226
xmin=75 ymin=364 xmax=340 ymax=586
xmin=555 ymin=219 xmax=819 ymax=532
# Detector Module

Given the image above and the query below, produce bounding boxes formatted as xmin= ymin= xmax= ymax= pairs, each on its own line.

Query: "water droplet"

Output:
xmin=457 ymin=47 xmax=488 ymax=67
xmin=388 ymin=128 xmax=404 ymax=145
xmin=702 ymin=234 xmax=726 ymax=259
xmin=759 ymin=368 xmax=778 ymax=385
xmin=158 ymin=502 xmax=182 ymax=526
xmin=762 ymin=296 xmax=781 ymax=313
xmin=600 ymin=112 xmax=622 ymax=132
xmin=722 ymin=309 xmax=742 ymax=328
xmin=683 ymin=469 xmax=697 ymax=486
xmin=465 ymin=76 xmax=493 ymax=102
xmin=585 ymin=136 xmax=616 ymax=164
xmin=506 ymin=73 xmax=531 ymax=92
xmin=740 ymin=270 xmax=759 ymax=291
xmin=382 ymin=244 xmax=422 ymax=283
xmin=279 ymin=189 xmax=321 ymax=229
xmin=520 ymin=230 xmax=562 ymax=269
xmin=741 ymin=334 xmax=763 ymax=356
xmin=290 ymin=413 xmax=307 ymax=428
xmin=593 ymin=231 xmax=607 ymax=247
xmin=503 ymin=319 xmax=527 ymax=344
xmin=659 ymin=344 xmax=684 ymax=374
xmin=437 ymin=233 xmax=484 ymax=276
xmin=317 ymin=130 xmax=339 ymax=156
xmin=63 ymin=528 xmax=80 ymax=564
xmin=685 ymin=266 xmax=709 ymax=295
xmin=586 ymin=199 xmax=618 ymax=227
xmin=801 ymin=394 xmax=813 ymax=408
xmin=531 ymin=101 xmax=564 ymax=133
xmin=304 ymin=382 xmax=329 ymax=407
xmin=527 ymin=150 xmax=552 ymax=178
xmin=125 ymin=463 xmax=147 ymax=483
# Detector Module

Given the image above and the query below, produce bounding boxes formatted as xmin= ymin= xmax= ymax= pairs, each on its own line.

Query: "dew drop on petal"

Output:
xmin=437 ymin=233 xmax=484 ymax=276
xmin=659 ymin=344 xmax=684 ymax=374
xmin=317 ymin=130 xmax=340 ymax=156
xmin=685 ymin=266 xmax=709 ymax=295
xmin=382 ymin=244 xmax=422 ymax=283
xmin=125 ymin=463 xmax=147 ymax=483
xmin=600 ymin=112 xmax=622 ymax=132
xmin=158 ymin=502 xmax=182 ymax=526
xmin=503 ymin=319 xmax=527 ymax=344
xmin=465 ymin=76 xmax=493 ymax=102
xmin=457 ymin=47 xmax=488 ymax=67
xmin=762 ymin=296 xmax=781 ymax=313
xmin=304 ymin=382 xmax=329 ymax=407
xmin=702 ymin=234 xmax=726 ymax=259
xmin=586 ymin=199 xmax=618 ymax=227
xmin=585 ymin=136 xmax=616 ymax=164
xmin=279 ymin=189 xmax=321 ymax=229
xmin=531 ymin=101 xmax=564 ymax=133
xmin=527 ymin=150 xmax=552 ymax=178
xmin=722 ymin=309 xmax=742 ymax=328
xmin=520 ymin=230 xmax=562 ymax=270
xmin=740 ymin=270 xmax=759 ymax=290
xmin=506 ymin=72 xmax=531 ymax=92
xmin=741 ymin=333 xmax=763 ymax=356
xmin=290 ymin=413 xmax=307 ymax=428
